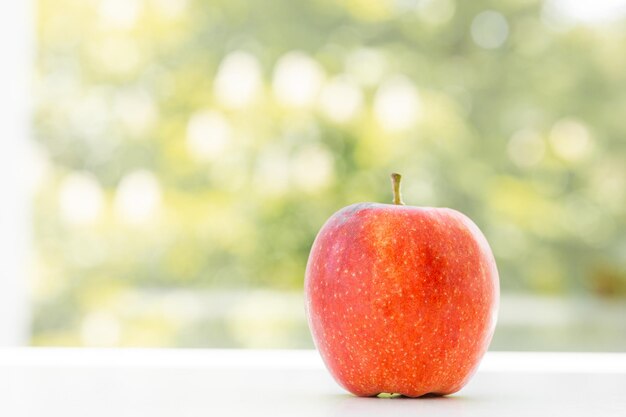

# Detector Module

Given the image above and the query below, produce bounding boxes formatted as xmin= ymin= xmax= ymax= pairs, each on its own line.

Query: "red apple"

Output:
xmin=305 ymin=173 xmax=499 ymax=397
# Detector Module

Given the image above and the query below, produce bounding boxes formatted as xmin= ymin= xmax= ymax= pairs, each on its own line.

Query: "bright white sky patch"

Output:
xmin=543 ymin=0 xmax=626 ymax=27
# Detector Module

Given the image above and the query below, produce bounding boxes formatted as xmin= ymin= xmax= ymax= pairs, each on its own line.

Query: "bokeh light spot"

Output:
xmin=114 ymin=170 xmax=163 ymax=225
xmin=81 ymin=311 xmax=121 ymax=347
xmin=471 ymin=10 xmax=509 ymax=49
xmin=345 ymin=48 xmax=388 ymax=87
xmin=214 ymin=51 xmax=263 ymax=109
xmin=186 ymin=110 xmax=232 ymax=161
xmin=374 ymin=75 xmax=422 ymax=132
xmin=549 ymin=118 xmax=592 ymax=162
xmin=272 ymin=51 xmax=325 ymax=108
xmin=318 ymin=76 xmax=364 ymax=123
xmin=507 ymin=128 xmax=546 ymax=168
xmin=153 ymin=0 xmax=189 ymax=19
xmin=291 ymin=145 xmax=335 ymax=192
xmin=58 ymin=172 xmax=105 ymax=226
xmin=114 ymin=88 xmax=158 ymax=137
xmin=98 ymin=0 xmax=141 ymax=29
xmin=255 ymin=148 xmax=291 ymax=196
xmin=542 ymin=0 xmax=626 ymax=29
xmin=416 ymin=0 xmax=456 ymax=25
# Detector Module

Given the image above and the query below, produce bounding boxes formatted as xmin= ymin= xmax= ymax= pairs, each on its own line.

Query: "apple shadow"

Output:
xmin=324 ymin=390 xmax=473 ymax=399
xmin=321 ymin=391 xmax=478 ymax=416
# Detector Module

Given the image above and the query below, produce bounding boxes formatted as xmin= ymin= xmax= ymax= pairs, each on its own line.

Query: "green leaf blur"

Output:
xmin=33 ymin=0 xmax=626 ymax=348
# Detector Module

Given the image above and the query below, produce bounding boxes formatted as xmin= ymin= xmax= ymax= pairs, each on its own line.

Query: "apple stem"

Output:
xmin=390 ymin=173 xmax=404 ymax=205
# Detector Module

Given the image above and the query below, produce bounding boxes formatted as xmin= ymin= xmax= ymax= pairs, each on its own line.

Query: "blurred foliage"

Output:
xmin=32 ymin=0 xmax=626 ymax=347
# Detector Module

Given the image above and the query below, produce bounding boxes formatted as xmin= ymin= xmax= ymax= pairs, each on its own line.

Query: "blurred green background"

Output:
xmin=32 ymin=0 xmax=626 ymax=349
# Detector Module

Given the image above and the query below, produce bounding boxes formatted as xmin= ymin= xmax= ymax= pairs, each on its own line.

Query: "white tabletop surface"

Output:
xmin=1 ymin=349 xmax=625 ymax=417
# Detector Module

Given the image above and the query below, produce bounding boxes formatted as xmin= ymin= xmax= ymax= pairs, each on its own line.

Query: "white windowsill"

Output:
xmin=1 ymin=349 xmax=624 ymax=417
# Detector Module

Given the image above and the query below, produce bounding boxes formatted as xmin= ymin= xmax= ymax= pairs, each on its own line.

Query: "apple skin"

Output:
xmin=305 ymin=202 xmax=499 ymax=397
